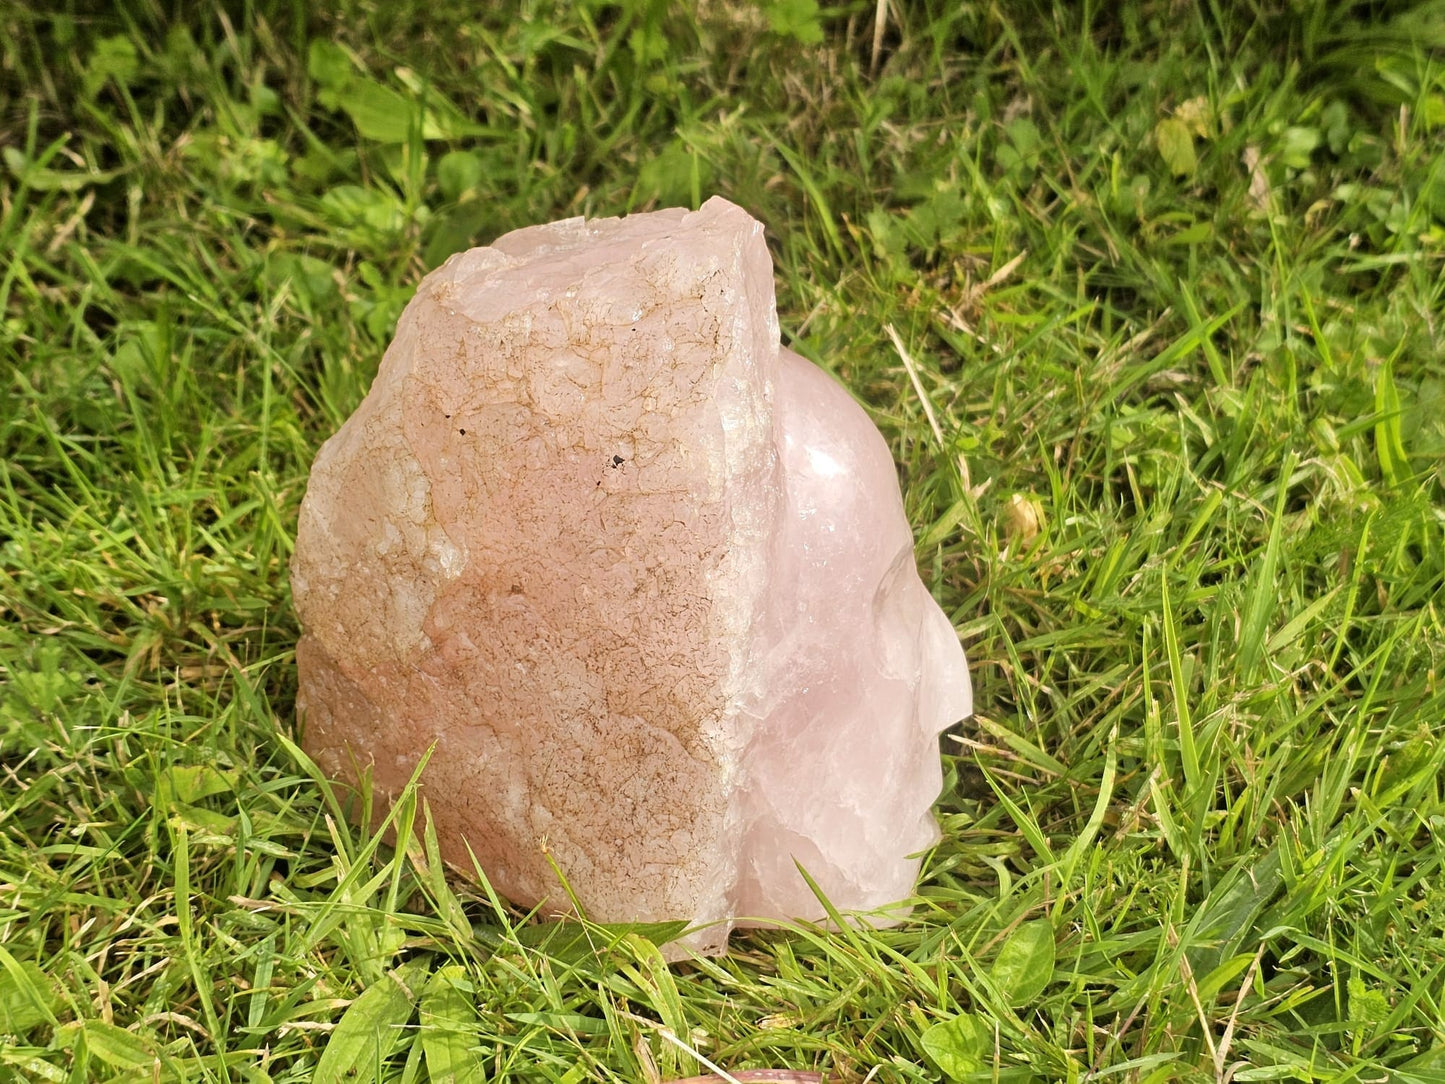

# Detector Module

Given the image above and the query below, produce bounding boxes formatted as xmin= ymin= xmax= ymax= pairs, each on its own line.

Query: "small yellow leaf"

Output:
xmin=1003 ymin=493 xmax=1044 ymax=546
xmin=1175 ymin=95 xmax=1212 ymax=138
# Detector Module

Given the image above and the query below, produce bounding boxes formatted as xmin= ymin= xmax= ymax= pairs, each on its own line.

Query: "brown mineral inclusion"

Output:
xmin=291 ymin=197 xmax=972 ymax=954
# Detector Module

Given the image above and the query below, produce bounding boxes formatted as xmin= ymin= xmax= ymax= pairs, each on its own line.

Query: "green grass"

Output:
xmin=3 ymin=0 xmax=1444 ymax=1080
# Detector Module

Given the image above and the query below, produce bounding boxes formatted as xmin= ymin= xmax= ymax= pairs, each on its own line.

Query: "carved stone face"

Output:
xmin=291 ymin=197 xmax=972 ymax=955
xmin=731 ymin=349 xmax=972 ymax=923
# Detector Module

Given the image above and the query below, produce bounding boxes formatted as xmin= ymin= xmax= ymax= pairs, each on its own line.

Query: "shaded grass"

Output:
xmin=2 ymin=0 xmax=1444 ymax=1081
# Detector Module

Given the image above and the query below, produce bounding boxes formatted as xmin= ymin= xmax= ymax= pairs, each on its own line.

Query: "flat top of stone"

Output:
xmin=427 ymin=196 xmax=760 ymax=326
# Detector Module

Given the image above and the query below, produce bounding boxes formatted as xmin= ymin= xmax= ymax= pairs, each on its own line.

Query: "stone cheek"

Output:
xmin=291 ymin=197 xmax=972 ymax=955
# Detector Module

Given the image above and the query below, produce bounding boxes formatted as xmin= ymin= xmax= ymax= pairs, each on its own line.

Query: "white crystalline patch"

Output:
xmin=291 ymin=196 xmax=972 ymax=957
xmin=375 ymin=521 xmax=402 ymax=556
xmin=432 ymin=535 xmax=466 ymax=579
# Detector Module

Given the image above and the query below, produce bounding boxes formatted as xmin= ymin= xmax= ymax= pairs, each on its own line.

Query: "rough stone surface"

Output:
xmin=291 ymin=196 xmax=972 ymax=954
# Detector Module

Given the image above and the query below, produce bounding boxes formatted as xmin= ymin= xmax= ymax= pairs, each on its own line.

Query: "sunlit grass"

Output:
xmin=2 ymin=1 xmax=1443 ymax=1081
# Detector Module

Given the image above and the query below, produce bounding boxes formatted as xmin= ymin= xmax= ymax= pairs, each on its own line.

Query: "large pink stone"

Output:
xmin=291 ymin=197 xmax=971 ymax=954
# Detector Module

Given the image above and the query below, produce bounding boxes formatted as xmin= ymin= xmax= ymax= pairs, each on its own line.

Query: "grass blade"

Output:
xmin=420 ymin=965 xmax=486 ymax=1084
xmin=314 ymin=958 xmax=432 ymax=1084
xmin=1238 ymin=453 xmax=1297 ymax=682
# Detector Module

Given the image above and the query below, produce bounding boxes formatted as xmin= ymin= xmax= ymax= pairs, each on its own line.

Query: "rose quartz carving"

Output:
xmin=291 ymin=197 xmax=971 ymax=954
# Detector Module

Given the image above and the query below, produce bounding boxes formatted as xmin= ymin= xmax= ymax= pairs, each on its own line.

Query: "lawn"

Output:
xmin=2 ymin=1 xmax=1444 ymax=1081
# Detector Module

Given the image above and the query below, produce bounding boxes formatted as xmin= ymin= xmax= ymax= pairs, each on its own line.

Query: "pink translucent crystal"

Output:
xmin=291 ymin=197 xmax=972 ymax=954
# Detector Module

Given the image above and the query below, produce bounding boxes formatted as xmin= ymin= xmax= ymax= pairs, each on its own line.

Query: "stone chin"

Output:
xmin=291 ymin=197 xmax=973 ymax=956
